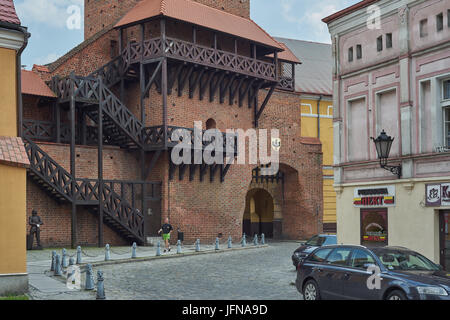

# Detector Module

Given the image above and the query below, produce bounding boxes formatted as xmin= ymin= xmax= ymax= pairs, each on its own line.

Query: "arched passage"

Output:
xmin=243 ymin=189 xmax=274 ymax=238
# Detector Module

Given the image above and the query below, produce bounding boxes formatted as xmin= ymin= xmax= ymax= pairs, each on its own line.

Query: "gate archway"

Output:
xmin=243 ymin=189 xmax=274 ymax=238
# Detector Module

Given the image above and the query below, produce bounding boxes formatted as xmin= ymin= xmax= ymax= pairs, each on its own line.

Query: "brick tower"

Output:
xmin=23 ymin=0 xmax=323 ymax=248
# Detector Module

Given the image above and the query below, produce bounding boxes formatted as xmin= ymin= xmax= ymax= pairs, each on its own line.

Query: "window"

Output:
xmin=386 ymin=33 xmax=393 ymax=49
xmin=348 ymin=47 xmax=353 ymax=62
xmin=445 ymin=107 xmax=450 ymax=148
xmin=377 ymin=36 xmax=383 ymax=52
xmin=325 ymin=248 xmax=352 ymax=266
xmin=350 ymin=249 xmax=376 ymax=269
xmin=307 ymin=248 xmax=333 ymax=263
xmin=420 ymin=19 xmax=428 ymax=37
xmin=448 ymin=10 xmax=450 ymax=28
xmin=356 ymin=44 xmax=362 ymax=59
xmin=437 ymin=13 xmax=444 ymax=31
xmin=444 ymin=80 xmax=450 ymax=100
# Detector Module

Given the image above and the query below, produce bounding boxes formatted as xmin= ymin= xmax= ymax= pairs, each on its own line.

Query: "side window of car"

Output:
xmin=307 ymin=248 xmax=333 ymax=263
xmin=325 ymin=248 xmax=352 ymax=266
xmin=350 ymin=249 xmax=376 ymax=269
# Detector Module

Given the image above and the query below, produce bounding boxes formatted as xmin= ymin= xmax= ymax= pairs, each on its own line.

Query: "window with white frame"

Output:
xmin=443 ymin=80 xmax=450 ymax=149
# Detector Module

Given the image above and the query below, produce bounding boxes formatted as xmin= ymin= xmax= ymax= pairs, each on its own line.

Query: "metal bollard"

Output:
xmin=215 ymin=238 xmax=220 ymax=250
xmin=96 ymin=271 xmax=106 ymax=300
xmin=85 ymin=264 xmax=94 ymax=290
xmin=54 ymin=254 xmax=62 ymax=276
xmin=131 ymin=242 xmax=137 ymax=259
xmin=50 ymin=251 xmax=56 ymax=271
xmin=253 ymin=234 xmax=259 ymax=246
xmin=228 ymin=236 xmax=232 ymax=249
xmin=61 ymin=248 xmax=68 ymax=268
xmin=105 ymin=244 xmax=111 ymax=261
xmin=69 ymin=257 xmax=75 ymax=266
xmin=176 ymin=240 xmax=182 ymax=254
xmin=195 ymin=239 xmax=200 ymax=252
xmin=241 ymin=233 xmax=247 ymax=247
xmin=156 ymin=240 xmax=161 ymax=256
xmin=76 ymin=246 xmax=82 ymax=264
xmin=261 ymin=234 xmax=265 ymax=245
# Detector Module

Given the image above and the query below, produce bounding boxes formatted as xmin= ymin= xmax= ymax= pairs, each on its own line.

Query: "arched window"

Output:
xmin=206 ymin=118 xmax=216 ymax=130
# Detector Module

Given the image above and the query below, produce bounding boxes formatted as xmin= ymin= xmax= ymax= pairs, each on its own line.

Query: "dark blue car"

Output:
xmin=292 ymin=234 xmax=337 ymax=267
xmin=296 ymin=245 xmax=450 ymax=300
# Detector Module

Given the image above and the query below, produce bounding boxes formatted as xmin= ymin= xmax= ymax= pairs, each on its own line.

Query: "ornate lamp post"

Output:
xmin=371 ymin=130 xmax=402 ymax=178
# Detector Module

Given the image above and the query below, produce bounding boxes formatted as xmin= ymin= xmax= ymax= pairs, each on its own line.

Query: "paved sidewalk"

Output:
xmin=26 ymin=240 xmax=273 ymax=300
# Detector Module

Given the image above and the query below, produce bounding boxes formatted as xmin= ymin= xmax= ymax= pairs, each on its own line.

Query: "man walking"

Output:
xmin=158 ymin=218 xmax=173 ymax=252
xmin=29 ymin=210 xmax=43 ymax=249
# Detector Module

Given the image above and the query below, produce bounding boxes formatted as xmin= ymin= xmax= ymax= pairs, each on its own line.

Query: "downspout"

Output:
xmin=317 ymin=95 xmax=323 ymax=139
xmin=0 ymin=21 xmax=31 ymax=137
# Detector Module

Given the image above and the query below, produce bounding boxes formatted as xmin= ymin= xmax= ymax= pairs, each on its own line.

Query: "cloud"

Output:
xmin=33 ymin=52 xmax=61 ymax=66
xmin=16 ymin=0 xmax=83 ymax=28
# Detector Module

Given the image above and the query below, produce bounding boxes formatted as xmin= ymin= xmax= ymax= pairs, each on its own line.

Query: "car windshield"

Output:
xmin=372 ymin=248 xmax=440 ymax=271
xmin=305 ymin=235 xmax=326 ymax=246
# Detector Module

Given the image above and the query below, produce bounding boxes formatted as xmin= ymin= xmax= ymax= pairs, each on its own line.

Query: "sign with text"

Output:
xmin=353 ymin=186 xmax=395 ymax=208
xmin=425 ymin=183 xmax=450 ymax=207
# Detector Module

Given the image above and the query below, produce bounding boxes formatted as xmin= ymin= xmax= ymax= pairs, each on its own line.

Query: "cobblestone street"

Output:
xmin=27 ymin=241 xmax=302 ymax=300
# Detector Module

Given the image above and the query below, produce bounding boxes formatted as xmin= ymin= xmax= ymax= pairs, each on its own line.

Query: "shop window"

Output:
xmin=437 ymin=13 xmax=444 ymax=31
xmin=420 ymin=19 xmax=428 ymax=37
xmin=361 ymin=209 xmax=388 ymax=247
xmin=377 ymin=36 xmax=383 ymax=52
xmin=356 ymin=44 xmax=362 ymax=59
xmin=386 ymin=33 xmax=393 ymax=49
xmin=348 ymin=47 xmax=353 ymax=62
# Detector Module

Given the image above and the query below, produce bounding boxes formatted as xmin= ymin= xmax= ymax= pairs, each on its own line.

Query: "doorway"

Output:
xmin=440 ymin=211 xmax=450 ymax=270
xmin=243 ymin=189 xmax=274 ymax=238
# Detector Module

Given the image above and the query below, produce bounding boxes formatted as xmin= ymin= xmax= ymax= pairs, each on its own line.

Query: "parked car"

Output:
xmin=292 ymin=234 xmax=337 ymax=267
xmin=296 ymin=245 xmax=450 ymax=300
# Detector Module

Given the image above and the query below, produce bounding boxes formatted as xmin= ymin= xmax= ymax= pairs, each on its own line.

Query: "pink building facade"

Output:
xmin=324 ymin=0 xmax=450 ymax=268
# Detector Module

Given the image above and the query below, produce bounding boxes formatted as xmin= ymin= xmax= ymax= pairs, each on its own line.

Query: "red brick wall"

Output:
xmin=193 ymin=0 xmax=250 ymax=18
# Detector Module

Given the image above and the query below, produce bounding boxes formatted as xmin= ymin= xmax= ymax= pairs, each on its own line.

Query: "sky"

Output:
xmin=15 ymin=0 xmax=360 ymax=70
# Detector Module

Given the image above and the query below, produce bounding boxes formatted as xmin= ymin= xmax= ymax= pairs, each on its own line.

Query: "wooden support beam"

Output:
xmin=178 ymin=65 xmax=194 ymax=97
xmin=200 ymin=69 xmax=215 ymax=101
xmin=189 ymin=164 xmax=197 ymax=181
xmin=210 ymin=71 xmax=225 ymax=102
xmin=144 ymin=150 xmax=162 ymax=180
xmin=255 ymin=84 xmax=276 ymax=127
xmin=220 ymin=163 xmax=232 ymax=183
xmin=169 ymin=159 xmax=176 ymax=181
xmin=189 ymin=67 xmax=205 ymax=99
xmin=248 ymin=80 xmax=264 ymax=109
xmin=69 ymin=77 xmax=77 ymax=248
xmin=162 ymin=58 xmax=168 ymax=150
xmin=230 ymin=77 xmax=244 ymax=106
xmin=168 ymin=63 xmax=183 ymax=95
xmin=97 ymin=78 xmax=104 ymax=248
xmin=199 ymin=163 xmax=208 ymax=182
xmin=179 ymin=163 xmax=188 ymax=181
xmin=220 ymin=74 xmax=236 ymax=104
xmin=210 ymin=164 xmax=219 ymax=182
xmin=239 ymin=78 xmax=254 ymax=107
xmin=144 ymin=60 xmax=162 ymax=96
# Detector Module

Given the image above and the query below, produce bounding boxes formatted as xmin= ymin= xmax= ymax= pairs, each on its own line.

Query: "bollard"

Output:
xmin=261 ymin=234 xmax=265 ymax=245
xmin=76 ymin=246 xmax=82 ymax=264
xmin=195 ymin=239 xmax=200 ymax=252
xmin=227 ymin=236 xmax=232 ymax=249
xmin=253 ymin=234 xmax=259 ymax=246
xmin=61 ymin=248 xmax=68 ymax=268
xmin=54 ymin=254 xmax=62 ymax=276
xmin=105 ymin=244 xmax=111 ymax=261
xmin=96 ymin=271 xmax=106 ymax=300
xmin=156 ymin=240 xmax=161 ymax=256
xmin=241 ymin=233 xmax=247 ymax=247
xmin=85 ymin=264 xmax=94 ymax=290
xmin=176 ymin=240 xmax=182 ymax=254
xmin=50 ymin=251 xmax=56 ymax=271
xmin=215 ymin=238 xmax=220 ymax=250
xmin=69 ymin=257 xmax=75 ymax=266
xmin=131 ymin=242 xmax=137 ymax=259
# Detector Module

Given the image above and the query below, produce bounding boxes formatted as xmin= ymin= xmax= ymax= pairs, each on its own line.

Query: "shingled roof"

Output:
xmin=0 ymin=136 xmax=30 ymax=169
xmin=21 ymin=70 xmax=56 ymax=98
xmin=115 ymin=0 xmax=283 ymax=50
xmin=275 ymin=37 xmax=332 ymax=96
xmin=0 ymin=0 xmax=20 ymax=25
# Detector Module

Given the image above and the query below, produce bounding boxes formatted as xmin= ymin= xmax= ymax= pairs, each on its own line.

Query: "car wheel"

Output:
xmin=303 ymin=280 xmax=321 ymax=300
xmin=386 ymin=290 xmax=407 ymax=300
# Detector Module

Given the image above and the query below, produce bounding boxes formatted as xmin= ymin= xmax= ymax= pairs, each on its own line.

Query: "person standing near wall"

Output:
xmin=158 ymin=218 xmax=173 ymax=253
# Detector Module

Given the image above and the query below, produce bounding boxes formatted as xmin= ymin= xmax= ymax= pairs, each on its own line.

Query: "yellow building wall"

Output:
xmin=0 ymin=165 xmax=27 ymax=274
xmin=0 ymin=48 xmax=18 ymax=137
xmin=301 ymin=98 xmax=336 ymax=225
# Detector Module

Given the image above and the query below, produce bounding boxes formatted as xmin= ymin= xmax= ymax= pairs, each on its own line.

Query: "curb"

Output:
xmin=82 ymin=244 xmax=270 ymax=268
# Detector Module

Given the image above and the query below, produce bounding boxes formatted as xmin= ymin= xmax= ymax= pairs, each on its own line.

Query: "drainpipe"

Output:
xmin=317 ymin=95 xmax=323 ymax=139
xmin=0 ymin=21 xmax=31 ymax=138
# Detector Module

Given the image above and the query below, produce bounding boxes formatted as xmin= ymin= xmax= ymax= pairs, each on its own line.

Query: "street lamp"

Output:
xmin=371 ymin=130 xmax=402 ymax=178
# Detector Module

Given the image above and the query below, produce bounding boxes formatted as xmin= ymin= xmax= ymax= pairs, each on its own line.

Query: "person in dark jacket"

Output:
xmin=29 ymin=210 xmax=43 ymax=249
xmin=158 ymin=217 xmax=173 ymax=252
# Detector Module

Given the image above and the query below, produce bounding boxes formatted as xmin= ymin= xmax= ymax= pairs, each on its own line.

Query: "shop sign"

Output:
xmin=425 ymin=183 xmax=450 ymax=207
xmin=353 ymin=186 xmax=395 ymax=207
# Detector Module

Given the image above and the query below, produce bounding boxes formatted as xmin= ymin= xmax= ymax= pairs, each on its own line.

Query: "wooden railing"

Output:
xmin=124 ymin=37 xmax=277 ymax=81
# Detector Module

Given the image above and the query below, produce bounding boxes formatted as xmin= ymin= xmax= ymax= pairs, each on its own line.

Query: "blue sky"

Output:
xmin=16 ymin=0 xmax=359 ymax=70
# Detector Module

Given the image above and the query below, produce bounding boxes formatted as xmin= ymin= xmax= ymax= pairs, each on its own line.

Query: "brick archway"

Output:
xmin=243 ymin=188 xmax=276 ymax=238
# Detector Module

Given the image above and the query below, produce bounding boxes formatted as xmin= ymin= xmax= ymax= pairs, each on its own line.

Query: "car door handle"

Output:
xmin=343 ymin=273 xmax=350 ymax=279
xmin=313 ymin=267 xmax=323 ymax=273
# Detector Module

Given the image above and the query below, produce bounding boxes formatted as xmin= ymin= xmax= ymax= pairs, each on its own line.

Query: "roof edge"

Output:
xmin=322 ymin=0 xmax=380 ymax=24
